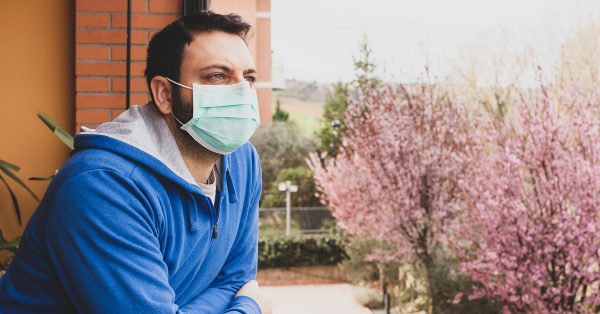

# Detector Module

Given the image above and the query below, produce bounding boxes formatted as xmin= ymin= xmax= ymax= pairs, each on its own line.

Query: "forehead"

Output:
xmin=181 ymin=31 xmax=255 ymax=71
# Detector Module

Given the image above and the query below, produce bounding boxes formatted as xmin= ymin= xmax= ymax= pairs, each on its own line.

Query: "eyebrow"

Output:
xmin=199 ymin=64 xmax=257 ymax=75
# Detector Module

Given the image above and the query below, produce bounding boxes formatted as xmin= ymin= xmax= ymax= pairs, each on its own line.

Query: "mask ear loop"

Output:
xmin=165 ymin=77 xmax=192 ymax=126
xmin=171 ymin=113 xmax=186 ymax=126
xmin=165 ymin=77 xmax=193 ymax=90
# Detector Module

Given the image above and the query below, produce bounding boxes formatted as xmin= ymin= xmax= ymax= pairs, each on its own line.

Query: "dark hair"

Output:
xmin=144 ymin=11 xmax=252 ymax=99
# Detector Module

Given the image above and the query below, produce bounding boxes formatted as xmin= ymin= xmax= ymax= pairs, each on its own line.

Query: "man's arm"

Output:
xmin=179 ymin=155 xmax=263 ymax=314
xmin=45 ymin=169 xmax=183 ymax=313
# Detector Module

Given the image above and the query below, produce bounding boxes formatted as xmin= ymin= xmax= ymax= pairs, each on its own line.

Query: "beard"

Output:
xmin=171 ymin=85 xmax=193 ymax=124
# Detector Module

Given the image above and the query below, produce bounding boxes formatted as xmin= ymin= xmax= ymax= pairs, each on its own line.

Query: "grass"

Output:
xmin=272 ymin=94 xmax=324 ymax=139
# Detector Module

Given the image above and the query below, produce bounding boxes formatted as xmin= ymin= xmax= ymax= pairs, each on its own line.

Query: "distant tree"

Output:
xmin=261 ymin=166 xmax=321 ymax=208
xmin=299 ymin=81 xmax=319 ymax=101
xmin=352 ymin=37 xmax=380 ymax=93
xmin=251 ymin=122 xmax=316 ymax=205
xmin=455 ymin=86 xmax=600 ymax=313
xmin=272 ymin=97 xmax=289 ymax=122
xmin=317 ymin=83 xmax=349 ymax=159
xmin=309 ymin=81 xmax=482 ymax=313
xmin=316 ymin=37 xmax=379 ymax=160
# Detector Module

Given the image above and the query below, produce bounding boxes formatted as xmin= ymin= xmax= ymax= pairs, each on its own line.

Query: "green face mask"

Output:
xmin=166 ymin=77 xmax=261 ymax=155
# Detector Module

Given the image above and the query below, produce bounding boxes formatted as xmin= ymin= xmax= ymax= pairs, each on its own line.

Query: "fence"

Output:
xmin=258 ymin=207 xmax=336 ymax=236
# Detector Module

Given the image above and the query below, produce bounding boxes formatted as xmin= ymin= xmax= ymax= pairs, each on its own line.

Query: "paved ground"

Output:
xmin=261 ymin=283 xmax=373 ymax=314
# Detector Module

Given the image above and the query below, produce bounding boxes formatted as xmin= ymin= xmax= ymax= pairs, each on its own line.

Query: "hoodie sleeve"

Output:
xmin=179 ymin=150 xmax=263 ymax=314
xmin=45 ymin=169 xmax=184 ymax=314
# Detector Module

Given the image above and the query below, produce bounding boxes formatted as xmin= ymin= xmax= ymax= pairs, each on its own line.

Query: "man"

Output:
xmin=0 ymin=11 xmax=271 ymax=314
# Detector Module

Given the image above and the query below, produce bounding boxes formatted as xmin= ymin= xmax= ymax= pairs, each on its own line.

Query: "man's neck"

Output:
xmin=164 ymin=114 xmax=220 ymax=184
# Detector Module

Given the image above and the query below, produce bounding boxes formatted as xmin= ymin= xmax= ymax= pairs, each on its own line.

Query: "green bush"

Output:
xmin=424 ymin=249 xmax=502 ymax=314
xmin=261 ymin=166 xmax=321 ymax=208
xmin=258 ymin=234 xmax=347 ymax=269
xmin=338 ymin=235 xmax=392 ymax=284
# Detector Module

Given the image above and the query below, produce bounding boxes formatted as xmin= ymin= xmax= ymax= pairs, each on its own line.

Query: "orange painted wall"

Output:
xmin=0 ymin=1 xmax=75 ymax=241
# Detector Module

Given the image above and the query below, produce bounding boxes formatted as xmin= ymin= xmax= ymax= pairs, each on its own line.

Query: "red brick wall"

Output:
xmin=75 ymin=0 xmax=180 ymax=131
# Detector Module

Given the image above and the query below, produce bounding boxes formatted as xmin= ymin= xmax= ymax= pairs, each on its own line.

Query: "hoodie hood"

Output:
xmin=74 ymin=103 xmax=237 ymax=204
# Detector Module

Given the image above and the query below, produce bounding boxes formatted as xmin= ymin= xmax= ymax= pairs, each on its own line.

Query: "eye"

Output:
xmin=245 ymin=76 xmax=257 ymax=83
xmin=208 ymin=73 xmax=227 ymax=81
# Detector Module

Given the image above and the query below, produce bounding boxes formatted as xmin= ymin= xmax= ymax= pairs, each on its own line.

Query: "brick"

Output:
xmin=77 ymin=29 xmax=126 ymax=44
xmin=76 ymin=94 xmax=125 ymax=108
xmin=76 ymin=0 xmax=126 ymax=12
xmin=148 ymin=30 xmax=158 ymax=41
xmin=77 ymin=77 xmax=110 ymax=92
xmin=76 ymin=61 xmax=125 ymax=76
xmin=112 ymin=13 xmax=177 ymax=29
xmin=111 ymin=77 xmax=148 ymax=92
xmin=257 ymin=0 xmax=271 ymax=12
xmin=111 ymin=45 xmax=147 ymax=61
xmin=131 ymin=62 xmax=147 ymax=77
xmin=77 ymin=30 xmax=145 ymax=45
xmin=76 ymin=13 xmax=110 ymax=27
xmin=129 ymin=93 xmax=150 ymax=105
xmin=110 ymin=14 xmax=127 ymax=28
xmin=149 ymin=0 xmax=180 ymax=13
xmin=132 ymin=0 xmax=147 ymax=13
xmin=131 ymin=30 xmax=147 ymax=44
xmin=76 ymin=109 xmax=111 ymax=123
xmin=76 ymin=45 xmax=110 ymax=60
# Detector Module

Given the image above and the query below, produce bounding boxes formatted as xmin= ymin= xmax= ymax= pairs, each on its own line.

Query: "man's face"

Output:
xmin=172 ymin=31 xmax=257 ymax=123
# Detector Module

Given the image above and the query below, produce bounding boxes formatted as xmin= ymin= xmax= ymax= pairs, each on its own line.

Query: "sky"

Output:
xmin=271 ymin=0 xmax=600 ymax=85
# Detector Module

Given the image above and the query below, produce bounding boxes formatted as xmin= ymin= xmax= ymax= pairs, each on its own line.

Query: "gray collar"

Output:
xmin=80 ymin=103 xmax=222 ymax=191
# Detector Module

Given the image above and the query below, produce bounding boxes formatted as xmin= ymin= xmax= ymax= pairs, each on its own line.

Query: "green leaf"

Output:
xmin=5 ymin=237 xmax=21 ymax=251
xmin=0 ymin=159 xmax=20 ymax=172
xmin=0 ymin=230 xmax=21 ymax=253
xmin=28 ymin=175 xmax=55 ymax=181
xmin=55 ymin=128 xmax=74 ymax=150
xmin=0 ymin=167 xmax=40 ymax=202
xmin=0 ymin=174 xmax=22 ymax=226
xmin=37 ymin=112 xmax=74 ymax=150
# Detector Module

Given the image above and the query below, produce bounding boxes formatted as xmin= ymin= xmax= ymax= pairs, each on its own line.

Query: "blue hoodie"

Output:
xmin=0 ymin=104 xmax=262 ymax=313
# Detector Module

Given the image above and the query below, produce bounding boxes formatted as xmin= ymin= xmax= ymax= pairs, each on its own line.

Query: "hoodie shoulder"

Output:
xmin=228 ymin=142 xmax=262 ymax=195
xmin=233 ymin=142 xmax=261 ymax=171
xmin=61 ymin=135 xmax=140 ymax=180
xmin=239 ymin=141 xmax=260 ymax=160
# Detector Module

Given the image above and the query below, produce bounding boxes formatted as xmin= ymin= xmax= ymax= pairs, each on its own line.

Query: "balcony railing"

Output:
xmin=259 ymin=207 xmax=336 ymax=236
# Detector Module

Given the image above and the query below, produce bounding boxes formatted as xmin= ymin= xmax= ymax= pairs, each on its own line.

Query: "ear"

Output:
xmin=151 ymin=76 xmax=174 ymax=115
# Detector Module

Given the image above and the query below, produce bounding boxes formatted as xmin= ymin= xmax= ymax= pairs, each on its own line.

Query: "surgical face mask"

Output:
xmin=166 ymin=77 xmax=261 ymax=155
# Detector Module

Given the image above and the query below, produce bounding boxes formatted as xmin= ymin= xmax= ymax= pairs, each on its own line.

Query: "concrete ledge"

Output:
xmin=257 ymin=265 xmax=352 ymax=286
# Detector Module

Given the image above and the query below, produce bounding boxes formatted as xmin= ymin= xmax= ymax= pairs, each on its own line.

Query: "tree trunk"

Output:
xmin=378 ymin=263 xmax=386 ymax=303
xmin=422 ymin=255 xmax=436 ymax=314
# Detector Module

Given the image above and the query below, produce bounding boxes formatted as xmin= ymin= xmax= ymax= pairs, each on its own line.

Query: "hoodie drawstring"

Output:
xmin=225 ymin=168 xmax=238 ymax=204
xmin=190 ymin=159 xmax=238 ymax=234
xmin=189 ymin=196 xmax=201 ymax=232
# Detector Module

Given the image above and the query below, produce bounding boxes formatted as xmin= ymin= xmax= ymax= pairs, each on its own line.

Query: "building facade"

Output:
xmin=0 ymin=0 xmax=273 ymax=247
xmin=76 ymin=0 xmax=273 ymax=129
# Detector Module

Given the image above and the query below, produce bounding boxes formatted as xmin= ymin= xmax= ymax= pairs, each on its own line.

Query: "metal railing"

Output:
xmin=258 ymin=207 xmax=336 ymax=236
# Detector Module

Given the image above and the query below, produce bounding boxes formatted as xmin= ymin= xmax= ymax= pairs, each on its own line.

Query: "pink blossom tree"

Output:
xmin=308 ymin=82 xmax=483 ymax=311
xmin=455 ymin=86 xmax=600 ymax=313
